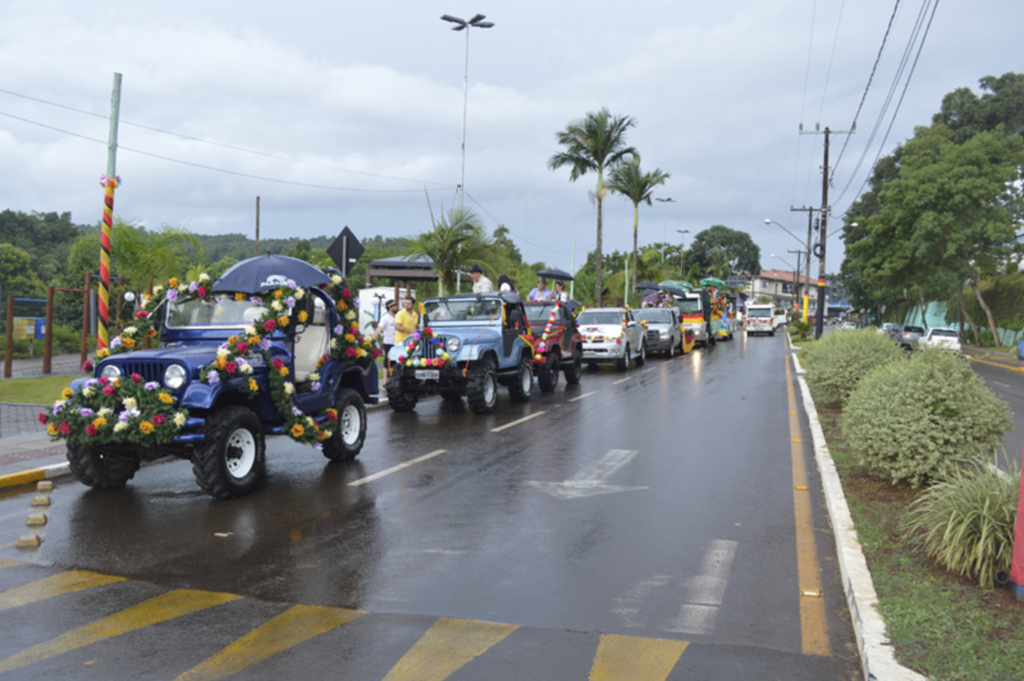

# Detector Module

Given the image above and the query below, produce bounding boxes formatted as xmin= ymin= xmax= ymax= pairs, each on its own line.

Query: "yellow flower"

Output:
xmin=248 ymin=378 xmax=259 ymax=392
xmin=168 ymin=277 xmax=179 ymax=288
xmin=122 ymin=337 xmax=135 ymax=348
xmin=317 ymin=429 xmax=329 ymax=441
xmin=228 ymin=336 xmax=238 ymax=344
xmin=247 ymin=335 xmax=260 ymax=346
xmin=215 ymin=356 xmax=227 ymax=370
xmin=290 ymin=423 xmax=305 ymax=438
xmin=337 ymin=300 xmax=347 ymax=311
xmin=97 ymin=348 xmax=110 ymax=358
xmin=92 ymin=417 xmax=107 ymax=428
xmin=362 ymin=340 xmax=372 ymax=347
xmin=158 ymin=392 xmax=175 ymax=405
xmin=278 ymin=366 xmax=289 ymax=377
xmin=326 ymin=408 xmax=337 ymax=418
xmin=344 ymin=333 xmax=355 ymax=342
xmin=139 ymin=421 xmax=155 ymax=434
xmin=278 ymin=315 xmax=289 ymax=328
xmin=274 ymin=289 xmax=284 ymax=299
xmin=46 ymin=423 xmax=58 ymax=435
xmin=62 ymin=388 xmax=74 ymax=399
xmin=235 ymin=292 xmax=246 ymax=301
xmin=356 ymin=348 xmax=366 ymax=358
xmin=298 ymin=310 xmax=308 ymax=323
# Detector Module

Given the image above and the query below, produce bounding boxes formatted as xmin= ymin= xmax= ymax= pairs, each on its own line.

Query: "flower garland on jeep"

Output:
xmin=324 ymin=274 xmax=382 ymax=369
xmin=397 ymin=327 xmax=451 ymax=368
xmin=535 ymin=300 xmax=562 ymax=354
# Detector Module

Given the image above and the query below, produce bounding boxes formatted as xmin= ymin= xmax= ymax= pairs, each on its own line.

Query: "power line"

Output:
xmin=0 ymin=109 xmax=456 ymax=194
xmin=791 ymin=0 xmax=819 ymax=207
xmin=815 ymin=0 xmax=847 ymax=123
xmin=462 ymin=190 xmax=572 ymax=255
xmin=0 ymin=87 xmax=449 ymax=187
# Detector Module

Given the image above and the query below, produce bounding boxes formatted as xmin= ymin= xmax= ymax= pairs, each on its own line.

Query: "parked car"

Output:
xmin=921 ymin=327 xmax=962 ymax=352
xmin=633 ymin=307 xmax=683 ymax=357
xmin=386 ymin=292 xmax=534 ymax=414
xmin=897 ymin=325 xmax=926 ymax=348
xmin=878 ymin=322 xmax=898 ymax=336
xmin=524 ymin=300 xmax=584 ymax=391
xmin=841 ymin=321 xmax=857 ymax=330
xmin=578 ymin=307 xmax=646 ymax=370
xmin=887 ymin=324 xmax=905 ymax=342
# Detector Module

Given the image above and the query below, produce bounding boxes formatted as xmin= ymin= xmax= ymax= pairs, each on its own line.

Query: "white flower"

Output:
xmin=321 ymin=429 xmax=333 ymax=439
xmin=122 ymin=397 xmax=138 ymax=410
xmin=114 ymin=421 xmax=128 ymax=432
xmin=173 ymin=412 xmax=187 ymax=427
xmin=199 ymin=273 xmax=210 ymax=282
xmin=305 ymin=417 xmax=316 ymax=428
xmin=271 ymin=300 xmax=283 ymax=312
xmin=240 ymin=363 xmax=253 ymax=374
xmin=123 ymin=326 xmax=137 ymax=336
xmin=346 ymin=311 xmax=356 ymax=320
xmin=178 ymin=284 xmax=188 ymax=292
xmin=82 ymin=387 xmax=94 ymax=397
xmin=243 ymin=326 xmax=256 ymax=337
xmin=308 ymin=372 xmax=320 ymax=382
xmin=330 ymin=338 xmax=338 ymax=349
xmin=98 ymin=408 xmax=112 ymax=417
xmin=152 ymin=286 xmax=163 ymax=295
xmin=294 ymin=288 xmax=305 ymax=300
xmin=53 ymin=399 xmax=66 ymax=409
xmin=330 ymin=274 xmax=342 ymax=285
xmin=283 ymin=382 xmax=295 ymax=395
xmin=216 ymin=347 xmax=230 ymax=359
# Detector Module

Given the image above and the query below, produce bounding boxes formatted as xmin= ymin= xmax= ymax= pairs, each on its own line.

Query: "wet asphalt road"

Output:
xmin=968 ymin=359 xmax=1024 ymax=466
xmin=0 ymin=334 xmax=861 ymax=680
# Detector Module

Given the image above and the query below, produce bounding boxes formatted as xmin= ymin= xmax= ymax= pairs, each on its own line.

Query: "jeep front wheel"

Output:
xmin=386 ymin=377 xmax=418 ymax=412
xmin=467 ymin=362 xmax=498 ymax=414
xmin=322 ymin=388 xmax=366 ymax=462
xmin=564 ymin=347 xmax=583 ymax=384
xmin=507 ymin=356 xmax=533 ymax=402
xmin=536 ymin=352 xmax=560 ymax=392
xmin=192 ymin=406 xmax=266 ymax=499
xmin=66 ymin=443 xmax=140 ymax=489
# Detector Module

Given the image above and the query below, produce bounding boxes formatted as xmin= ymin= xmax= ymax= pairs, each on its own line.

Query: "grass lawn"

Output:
xmin=813 ymin=393 xmax=1024 ymax=680
xmin=0 ymin=376 xmax=75 ymax=405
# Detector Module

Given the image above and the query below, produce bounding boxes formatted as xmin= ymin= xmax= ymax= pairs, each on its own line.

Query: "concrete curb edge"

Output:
xmin=789 ymin=340 xmax=927 ymax=681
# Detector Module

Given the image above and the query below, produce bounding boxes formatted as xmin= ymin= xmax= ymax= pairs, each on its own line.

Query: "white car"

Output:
xmin=578 ymin=307 xmax=646 ymax=371
xmin=841 ymin=321 xmax=857 ymax=330
xmin=921 ymin=327 xmax=962 ymax=352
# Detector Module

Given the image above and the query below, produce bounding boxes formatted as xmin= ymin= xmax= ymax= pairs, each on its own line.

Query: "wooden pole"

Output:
xmin=80 ymin=272 xmax=92 ymax=368
xmin=4 ymin=295 xmax=13 ymax=378
xmin=43 ymin=286 xmax=54 ymax=374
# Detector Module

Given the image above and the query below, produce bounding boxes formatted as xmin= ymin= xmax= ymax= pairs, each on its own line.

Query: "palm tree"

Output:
xmin=706 ymin=247 xmax=733 ymax=280
xmin=404 ymin=206 xmax=500 ymax=295
xmin=548 ymin=108 xmax=636 ymax=306
xmin=606 ymin=155 xmax=670 ymax=294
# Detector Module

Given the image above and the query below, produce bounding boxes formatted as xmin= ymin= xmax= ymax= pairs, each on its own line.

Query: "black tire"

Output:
xmin=666 ymin=340 xmax=675 ymax=358
xmin=536 ymin=352 xmax=560 ymax=392
xmin=617 ymin=344 xmax=631 ymax=371
xmin=564 ymin=347 xmax=583 ymax=385
xmin=635 ymin=342 xmax=646 ymax=366
xmin=66 ymin=443 xmax=140 ymax=489
xmin=466 ymin=362 xmax=498 ymax=414
xmin=507 ymin=356 xmax=534 ymax=402
xmin=440 ymin=390 xmax=463 ymax=403
xmin=322 ymin=388 xmax=366 ymax=462
xmin=192 ymin=406 xmax=266 ymax=500
xmin=386 ymin=376 xmax=418 ymax=412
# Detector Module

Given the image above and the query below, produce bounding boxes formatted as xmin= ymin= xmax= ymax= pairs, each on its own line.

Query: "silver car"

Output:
xmin=578 ymin=307 xmax=646 ymax=371
xmin=633 ymin=308 xmax=683 ymax=357
xmin=897 ymin=325 xmax=926 ymax=348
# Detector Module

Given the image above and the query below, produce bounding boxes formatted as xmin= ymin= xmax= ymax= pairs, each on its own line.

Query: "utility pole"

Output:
xmin=790 ymin=206 xmax=821 ymax=325
xmin=788 ymin=249 xmax=805 ymax=310
xmin=255 ymin=196 xmax=261 ymax=255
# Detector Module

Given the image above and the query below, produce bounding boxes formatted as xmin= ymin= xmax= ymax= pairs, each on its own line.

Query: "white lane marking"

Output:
xmin=568 ymin=391 xmax=597 ymax=402
xmin=664 ymin=540 xmax=738 ymax=635
xmin=642 ymin=367 xmax=656 ymax=373
xmin=613 ymin=575 xmax=671 ymax=628
xmin=348 ymin=449 xmax=447 ymax=487
xmin=529 ymin=449 xmax=649 ymax=499
xmin=422 ymin=548 xmax=467 ymax=555
xmin=613 ymin=377 xmax=631 ymax=385
xmin=993 ymin=381 xmax=1010 ymax=388
xmin=491 ymin=411 xmax=545 ymax=433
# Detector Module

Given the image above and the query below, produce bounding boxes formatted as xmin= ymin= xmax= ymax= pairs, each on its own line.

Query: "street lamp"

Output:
xmin=655 ymin=197 xmax=675 ymax=263
xmin=764 ymin=218 xmax=806 ymax=246
xmin=441 ymin=13 xmax=494 ymax=207
xmin=675 ymin=229 xmax=689 ymax=275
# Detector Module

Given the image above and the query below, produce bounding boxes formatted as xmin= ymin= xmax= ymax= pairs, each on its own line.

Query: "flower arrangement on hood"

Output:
xmin=39 ymin=375 xmax=188 ymax=446
xmin=397 ymin=326 xmax=451 ymax=368
xmin=324 ymin=274 xmax=382 ymax=368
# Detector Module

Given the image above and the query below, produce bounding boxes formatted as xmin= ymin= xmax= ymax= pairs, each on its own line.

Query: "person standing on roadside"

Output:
xmin=394 ymin=296 xmax=419 ymax=346
xmin=470 ymin=264 xmax=493 ymax=293
xmin=528 ymin=277 xmax=554 ymax=302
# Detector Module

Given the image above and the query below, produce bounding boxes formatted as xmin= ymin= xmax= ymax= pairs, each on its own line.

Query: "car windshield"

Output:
xmin=424 ymin=298 xmax=503 ymax=323
xmin=904 ymin=326 xmax=925 ymax=334
xmin=577 ymin=311 xmax=623 ymax=326
xmin=526 ymin=303 xmax=559 ymax=324
xmin=930 ymin=329 xmax=958 ymax=337
xmin=166 ymin=297 xmax=265 ymax=328
xmin=633 ymin=309 xmax=673 ymax=323
xmin=747 ymin=308 xmax=772 ymax=318
xmin=677 ymin=299 xmax=701 ymax=313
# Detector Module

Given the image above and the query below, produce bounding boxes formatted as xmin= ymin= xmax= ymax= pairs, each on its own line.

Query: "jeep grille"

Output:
xmin=116 ymin=360 xmax=170 ymax=385
xmin=418 ymin=336 xmax=448 ymax=360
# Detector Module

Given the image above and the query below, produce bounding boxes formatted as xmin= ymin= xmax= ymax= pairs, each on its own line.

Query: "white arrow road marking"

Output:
xmin=664 ymin=539 xmax=738 ymax=635
xmin=528 ymin=449 xmax=649 ymax=499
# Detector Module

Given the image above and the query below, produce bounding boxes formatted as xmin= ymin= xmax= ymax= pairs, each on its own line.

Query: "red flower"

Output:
xmin=135 ymin=310 xmax=149 ymax=319
xmin=341 ymin=288 xmax=352 ymax=298
xmin=85 ymin=424 xmax=98 ymax=436
xmin=235 ymin=342 xmax=248 ymax=354
xmin=37 ymin=412 xmax=47 ymax=425
xmin=398 ymin=355 xmax=405 ymax=363
xmin=152 ymin=414 xmax=167 ymax=425
xmin=225 ymin=361 xmax=238 ymax=374
xmin=272 ymin=357 xmax=284 ymax=369
xmin=326 ymin=411 xmax=338 ymax=421
xmin=345 ymin=347 xmax=358 ymax=357
xmin=131 ymin=373 xmax=142 ymax=384
xmin=82 ymin=360 xmax=93 ymax=373
xmin=197 ymin=286 xmax=207 ymax=297
xmin=102 ymin=385 xmax=116 ymax=396
xmin=58 ymin=421 xmax=71 ymax=435
xmin=423 ymin=327 xmax=433 ymax=335
xmin=263 ymin=319 xmax=277 ymax=332
xmin=372 ymin=349 xmax=382 ymax=358
xmin=99 ymin=377 xmax=109 ymax=385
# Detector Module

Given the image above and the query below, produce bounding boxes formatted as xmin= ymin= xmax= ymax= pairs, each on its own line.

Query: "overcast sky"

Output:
xmin=0 ymin=0 xmax=1017 ymax=274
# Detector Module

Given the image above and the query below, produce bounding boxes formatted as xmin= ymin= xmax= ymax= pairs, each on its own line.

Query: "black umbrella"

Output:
xmin=536 ymin=267 xmax=574 ymax=282
xmin=635 ymin=281 xmax=660 ymax=291
xmin=213 ymin=255 xmax=333 ymax=293
xmin=659 ymin=284 xmax=689 ymax=298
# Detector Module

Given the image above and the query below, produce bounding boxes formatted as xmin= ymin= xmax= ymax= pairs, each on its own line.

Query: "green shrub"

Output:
xmin=903 ymin=466 xmax=1019 ymax=587
xmin=802 ymin=328 xmax=903 ymax=404
xmin=842 ymin=348 xmax=1013 ymax=487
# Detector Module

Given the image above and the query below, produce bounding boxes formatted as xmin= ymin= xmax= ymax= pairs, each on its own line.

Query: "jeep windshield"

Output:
xmin=526 ymin=303 xmax=559 ymax=325
xmin=166 ymin=297 xmax=266 ymax=329
xmin=424 ymin=298 xmax=503 ymax=323
xmin=577 ymin=311 xmax=623 ymax=326
xmin=633 ymin=309 xmax=674 ymax=324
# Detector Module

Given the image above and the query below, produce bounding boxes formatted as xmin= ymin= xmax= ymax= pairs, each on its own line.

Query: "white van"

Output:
xmin=745 ymin=303 xmax=775 ymax=336
xmin=773 ymin=309 xmax=788 ymax=331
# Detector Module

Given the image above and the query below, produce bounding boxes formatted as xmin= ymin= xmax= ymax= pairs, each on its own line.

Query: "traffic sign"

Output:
xmin=327 ymin=226 xmax=365 ymax=277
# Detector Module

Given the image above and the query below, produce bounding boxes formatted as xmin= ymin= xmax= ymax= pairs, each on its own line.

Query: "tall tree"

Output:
xmin=403 ymin=206 xmax=501 ymax=295
xmin=687 ymin=225 xmax=761 ymax=275
xmin=606 ymin=155 xmax=670 ymax=294
xmin=548 ymin=108 xmax=637 ymax=305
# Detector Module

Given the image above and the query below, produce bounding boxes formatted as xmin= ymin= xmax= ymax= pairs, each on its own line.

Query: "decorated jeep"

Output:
xmin=38 ymin=255 xmax=382 ymax=500
xmin=523 ymin=299 xmax=583 ymax=391
xmin=385 ymin=292 xmax=535 ymax=414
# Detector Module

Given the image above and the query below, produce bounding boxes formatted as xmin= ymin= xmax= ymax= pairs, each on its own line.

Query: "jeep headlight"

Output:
xmin=164 ymin=364 xmax=187 ymax=390
xmin=100 ymin=364 xmax=121 ymax=379
xmin=446 ymin=337 xmax=461 ymax=353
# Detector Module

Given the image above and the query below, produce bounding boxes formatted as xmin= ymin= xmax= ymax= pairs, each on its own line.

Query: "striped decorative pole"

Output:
xmin=97 ymin=73 xmax=122 ymax=349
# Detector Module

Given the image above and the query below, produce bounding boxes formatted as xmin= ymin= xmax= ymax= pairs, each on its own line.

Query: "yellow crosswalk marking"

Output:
xmin=175 ymin=604 xmax=365 ymax=681
xmin=589 ymin=634 xmax=688 ymax=681
xmin=382 ymin=617 xmax=518 ymax=681
xmin=0 ymin=588 xmax=240 ymax=674
xmin=0 ymin=558 xmax=25 ymax=569
xmin=0 ymin=570 xmax=125 ymax=612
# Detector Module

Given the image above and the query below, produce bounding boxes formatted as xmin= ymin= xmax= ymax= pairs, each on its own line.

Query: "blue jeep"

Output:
xmin=62 ymin=257 xmax=378 ymax=500
xmin=385 ymin=292 xmax=534 ymax=414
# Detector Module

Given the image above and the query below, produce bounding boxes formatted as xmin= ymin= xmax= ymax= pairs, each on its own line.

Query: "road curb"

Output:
xmin=790 ymin=347 xmax=927 ymax=681
xmin=0 ymin=461 xmax=71 ymax=491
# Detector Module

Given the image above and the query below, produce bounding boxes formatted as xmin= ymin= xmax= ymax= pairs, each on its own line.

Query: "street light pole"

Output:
xmin=675 ymin=228 xmax=689 ymax=277
xmin=441 ymin=13 xmax=494 ymax=207
xmin=655 ymin=197 xmax=675 ymax=266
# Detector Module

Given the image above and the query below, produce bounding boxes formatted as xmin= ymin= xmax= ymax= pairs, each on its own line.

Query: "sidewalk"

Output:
xmin=0 ymin=430 xmax=69 ymax=488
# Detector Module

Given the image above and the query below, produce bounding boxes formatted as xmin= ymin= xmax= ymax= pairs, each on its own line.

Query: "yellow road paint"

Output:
xmin=0 ymin=558 xmax=25 ymax=569
xmin=0 ymin=570 xmax=125 ymax=612
xmin=382 ymin=617 xmax=518 ymax=681
xmin=968 ymin=356 xmax=1024 ymax=375
xmin=787 ymin=356 xmax=830 ymax=656
xmin=176 ymin=604 xmax=365 ymax=681
xmin=0 ymin=589 xmax=240 ymax=674
xmin=589 ymin=634 xmax=688 ymax=681
xmin=0 ymin=469 xmax=45 ymax=490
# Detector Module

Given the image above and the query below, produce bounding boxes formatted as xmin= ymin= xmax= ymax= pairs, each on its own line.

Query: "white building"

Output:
xmin=748 ymin=269 xmax=827 ymax=310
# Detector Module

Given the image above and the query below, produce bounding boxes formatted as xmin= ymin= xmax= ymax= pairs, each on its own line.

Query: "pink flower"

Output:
xmin=37 ymin=412 xmax=48 ymax=425
xmin=197 ymin=286 xmax=207 ymax=297
xmin=235 ymin=342 xmax=248 ymax=354
xmin=85 ymin=424 xmax=97 ymax=436
xmin=345 ymin=347 xmax=358 ymax=357
xmin=131 ymin=373 xmax=142 ymax=384
xmin=341 ymin=288 xmax=352 ymax=298
xmin=225 ymin=361 xmax=238 ymax=374
xmin=58 ymin=421 xmax=71 ymax=435
xmin=99 ymin=377 xmax=109 ymax=385
xmin=272 ymin=357 xmax=284 ymax=369
xmin=372 ymin=349 xmax=382 ymax=358
xmin=152 ymin=414 xmax=167 ymax=425
xmin=327 ymin=411 xmax=338 ymax=421
xmin=135 ymin=310 xmax=149 ymax=319
xmin=263 ymin=319 xmax=277 ymax=332
xmin=102 ymin=385 xmax=116 ymax=396
xmin=82 ymin=360 xmax=93 ymax=373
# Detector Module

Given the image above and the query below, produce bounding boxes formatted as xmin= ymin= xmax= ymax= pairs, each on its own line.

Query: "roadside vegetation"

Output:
xmin=0 ymin=376 xmax=77 ymax=405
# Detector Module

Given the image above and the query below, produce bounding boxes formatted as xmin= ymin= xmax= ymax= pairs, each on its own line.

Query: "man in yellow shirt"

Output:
xmin=394 ymin=296 xmax=419 ymax=345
